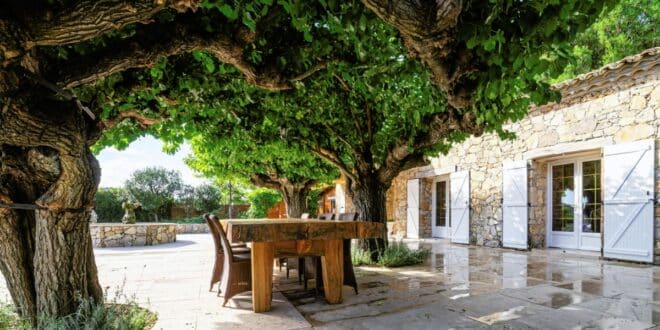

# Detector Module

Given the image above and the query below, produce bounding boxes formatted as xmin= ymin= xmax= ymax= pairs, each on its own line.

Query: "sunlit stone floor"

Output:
xmin=0 ymin=235 xmax=657 ymax=329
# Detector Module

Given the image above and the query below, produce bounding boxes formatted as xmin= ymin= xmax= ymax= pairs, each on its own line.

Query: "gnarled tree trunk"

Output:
xmin=280 ymin=183 xmax=310 ymax=218
xmin=348 ymin=173 xmax=388 ymax=261
xmin=0 ymin=87 xmax=103 ymax=322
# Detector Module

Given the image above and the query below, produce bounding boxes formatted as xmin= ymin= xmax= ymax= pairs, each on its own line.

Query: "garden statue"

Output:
xmin=121 ymin=201 xmax=141 ymax=224
xmin=89 ymin=210 xmax=98 ymax=223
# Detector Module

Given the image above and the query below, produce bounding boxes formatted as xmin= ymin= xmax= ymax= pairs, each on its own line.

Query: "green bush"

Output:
xmin=243 ymin=188 xmax=282 ymax=218
xmin=351 ymin=242 xmax=431 ymax=268
xmin=0 ymin=303 xmax=29 ymax=329
xmin=95 ymin=188 xmax=128 ymax=222
xmin=351 ymin=248 xmax=374 ymax=266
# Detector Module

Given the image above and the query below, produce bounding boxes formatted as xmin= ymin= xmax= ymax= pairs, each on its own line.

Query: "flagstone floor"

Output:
xmin=0 ymin=234 xmax=658 ymax=329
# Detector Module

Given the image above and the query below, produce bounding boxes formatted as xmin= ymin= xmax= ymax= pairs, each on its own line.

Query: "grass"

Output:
xmin=0 ymin=285 xmax=156 ymax=330
xmin=351 ymin=242 xmax=431 ymax=268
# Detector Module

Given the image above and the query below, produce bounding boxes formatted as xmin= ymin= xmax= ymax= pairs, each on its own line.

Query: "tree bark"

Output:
xmin=348 ymin=174 xmax=388 ymax=261
xmin=279 ymin=183 xmax=310 ymax=218
xmin=0 ymin=93 xmax=103 ymax=322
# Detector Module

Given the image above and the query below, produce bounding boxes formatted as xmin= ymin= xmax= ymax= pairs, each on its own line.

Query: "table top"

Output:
xmin=220 ymin=218 xmax=385 ymax=243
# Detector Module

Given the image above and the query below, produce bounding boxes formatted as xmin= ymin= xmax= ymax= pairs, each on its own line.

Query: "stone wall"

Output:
xmin=90 ymin=223 xmax=177 ymax=247
xmin=175 ymin=223 xmax=210 ymax=234
xmin=387 ymin=79 xmax=659 ymax=253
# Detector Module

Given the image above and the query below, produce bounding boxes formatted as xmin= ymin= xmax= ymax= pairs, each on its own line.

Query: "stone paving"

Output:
xmin=0 ymin=234 xmax=658 ymax=329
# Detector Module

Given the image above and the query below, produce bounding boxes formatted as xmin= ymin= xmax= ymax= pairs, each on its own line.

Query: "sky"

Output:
xmin=95 ymin=136 xmax=208 ymax=188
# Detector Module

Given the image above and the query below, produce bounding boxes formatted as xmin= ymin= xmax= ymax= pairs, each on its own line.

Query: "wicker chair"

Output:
xmin=204 ymin=214 xmax=250 ymax=292
xmin=215 ymin=216 xmax=253 ymax=306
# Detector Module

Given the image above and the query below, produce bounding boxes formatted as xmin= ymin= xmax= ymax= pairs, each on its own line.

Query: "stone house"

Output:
xmin=339 ymin=47 xmax=660 ymax=264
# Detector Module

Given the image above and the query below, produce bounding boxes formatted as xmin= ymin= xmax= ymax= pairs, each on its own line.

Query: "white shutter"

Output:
xmin=335 ymin=183 xmax=346 ymax=213
xmin=406 ymin=179 xmax=420 ymax=239
xmin=502 ymin=160 xmax=528 ymax=249
xmin=450 ymin=171 xmax=470 ymax=244
xmin=603 ymin=139 xmax=655 ymax=262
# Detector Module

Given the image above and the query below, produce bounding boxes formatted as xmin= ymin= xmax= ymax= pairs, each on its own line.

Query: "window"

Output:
xmin=552 ymin=163 xmax=574 ymax=232
xmin=435 ymin=181 xmax=447 ymax=226
xmin=581 ymin=160 xmax=601 ymax=233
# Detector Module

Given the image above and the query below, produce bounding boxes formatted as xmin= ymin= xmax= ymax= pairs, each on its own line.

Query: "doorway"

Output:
xmin=547 ymin=157 xmax=602 ymax=251
xmin=432 ymin=178 xmax=450 ymax=238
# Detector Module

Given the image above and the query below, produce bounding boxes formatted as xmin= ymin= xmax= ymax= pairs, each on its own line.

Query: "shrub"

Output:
xmin=95 ymin=188 xmax=128 ymax=222
xmin=351 ymin=242 xmax=431 ymax=267
xmin=0 ymin=287 xmax=156 ymax=329
xmin=0 ymin=303 xmax=29 ymax=329
xmin=351 ymin=248 xmax=374 ymax=266
xmin=378 ymin=243 xmax=431 ymax=267
xmin=243 ymin=188 xmax=282 ymax=218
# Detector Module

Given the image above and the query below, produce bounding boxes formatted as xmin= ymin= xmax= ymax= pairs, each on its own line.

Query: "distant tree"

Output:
xmin=554 ymin=0 xmax=659 ymax=82
xmin=124 ymin=167 xmax=183 ymax=222
xmin=176 ymin=184 xmax=196 ymax=218
xmin=191 ymin=183 xmax=222 ymax=213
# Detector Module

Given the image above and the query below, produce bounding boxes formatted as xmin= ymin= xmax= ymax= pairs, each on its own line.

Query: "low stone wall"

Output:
xmin=90 ymin=223 xmax=177 ymax=247
xmin=175 ymin=223 xmax=210 ymax=234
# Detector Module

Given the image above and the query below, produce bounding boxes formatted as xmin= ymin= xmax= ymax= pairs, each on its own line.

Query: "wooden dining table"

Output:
xmin=220 ymin=218 xmax=384 ymax=312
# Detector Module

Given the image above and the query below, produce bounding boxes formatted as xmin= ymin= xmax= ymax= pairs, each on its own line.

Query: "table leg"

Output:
xmin=251 ymin=242 xmax=274 ymax=312
xmin=321 ymin=239 xmax=344 ymax=304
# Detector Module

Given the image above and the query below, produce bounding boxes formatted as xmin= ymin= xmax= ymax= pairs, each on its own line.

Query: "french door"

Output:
xmin=548 ymin=157 xmax=602 ymax=251
xmin=432 ymin=179 xmax=450 ymax=238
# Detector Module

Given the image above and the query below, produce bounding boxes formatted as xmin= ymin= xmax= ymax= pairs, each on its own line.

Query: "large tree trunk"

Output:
xmin=348 ymin=174 xmax=388 ymax=261
xmin=280 ymin=183 xmax=310 ymax=218
xmin=0 ymin=91 xmax=103 ymax=322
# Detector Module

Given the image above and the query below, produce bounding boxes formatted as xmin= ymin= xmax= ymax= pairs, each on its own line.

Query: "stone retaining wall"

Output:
xmin=90 ymin=223 xmax=177 ymax=247
xmin=175 ymin=223 xmax=210 ymax=234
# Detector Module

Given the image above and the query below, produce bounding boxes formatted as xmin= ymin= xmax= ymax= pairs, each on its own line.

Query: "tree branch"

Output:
xmin=308 ymin=146 xmax=356 ymax=183
xmin=101 ymin=110 xmax=164 ymax=130
xmin=377 ymin=107 xmax=482 ymax=184
xmin=360 ymin=0 xmax=479 ymax=108
xmin=26 ymin=0 xmax=200 ymax=49
xmin=249 ymin=173 xmax=282 ymax=190
xmin=53 ymin=21 xmax=333 ymax=91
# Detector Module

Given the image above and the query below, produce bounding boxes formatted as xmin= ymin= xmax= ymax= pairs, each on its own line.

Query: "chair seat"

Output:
xmin=231 ymin=247 xmax=251 ymax=254
xmin=231 ymin=242 xmax=247 ymax=248
xmin=233 ymin=253 xmax=251 ymax=261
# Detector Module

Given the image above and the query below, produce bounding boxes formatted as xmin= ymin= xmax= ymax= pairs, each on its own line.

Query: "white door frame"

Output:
xmin=546 ymin=155 xmax=602 ymax=251
xmin=431 ymin=176 xmax=450 ymax=238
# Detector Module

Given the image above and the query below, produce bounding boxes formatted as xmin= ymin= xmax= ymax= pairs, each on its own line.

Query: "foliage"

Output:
xmin=306 ymin=188 xmax=322 ymax=218
xmin=95 ymin=188 xmax=129 ymax=222
xmin=243 ymin=188 xmax=282 ymax=218
xmin=378 ymin=243 xmax=431 ymax=267
xmin=553 ymin=0 xmax=659 ymax=82
xmin=351 ymin=248 xmax=374 ymax=267
xmin=124 ymin=167 xmax=183 ymax=222
xmin=0 ymin=303 xmax=29 ymax=329
xmin=190 ymin=183 xmax=222 ymax=213
xmin=0 ymin=297 xmax=156 ymax=330
xmin=352 ymin=243 xmax=431 ymax=267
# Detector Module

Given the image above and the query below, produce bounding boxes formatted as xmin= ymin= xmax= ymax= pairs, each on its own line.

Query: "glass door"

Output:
xmin=548 ymin=158 xmax=602 ymax=251
xmin=432 ymin=179 xmax=450 ymax=238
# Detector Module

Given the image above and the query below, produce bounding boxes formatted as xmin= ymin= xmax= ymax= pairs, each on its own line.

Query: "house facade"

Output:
xmin=340 ymin=48 xmax=660 ymax=264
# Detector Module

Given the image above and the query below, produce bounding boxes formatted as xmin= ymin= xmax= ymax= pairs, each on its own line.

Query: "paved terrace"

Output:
xmin=1 ymin=234 xmax=658 ymax=329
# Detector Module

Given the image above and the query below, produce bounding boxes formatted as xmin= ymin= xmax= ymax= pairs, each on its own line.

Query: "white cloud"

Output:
xmin=96 ymin=136 xmax=208 ymax=188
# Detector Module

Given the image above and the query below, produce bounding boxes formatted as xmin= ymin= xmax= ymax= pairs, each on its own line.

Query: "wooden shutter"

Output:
xmin=406 ymin=179 xmax=420 ymax=239
xmin=450 ymin=171 xmax=470 ymax=244
xmin=502 ymin=160 xmax=529 ymax=249
xmin=603 ymin=139 xmax=654 ymax=262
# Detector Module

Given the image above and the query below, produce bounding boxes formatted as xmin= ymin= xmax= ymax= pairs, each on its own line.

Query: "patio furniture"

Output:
xmin=220 ymin=218 xmax=384 ymax=312
xmin=312 ymin=212 xmax=360 ymax=294
xmin=318 ymin=212 xmax=335 ymax=220
xmin=301 ymin=213 xmax=310 ymax=219
xmin=215 ymin=218 xmax=253 ymax=306
xmin=204 ymin=214 xmax=250 ymax=292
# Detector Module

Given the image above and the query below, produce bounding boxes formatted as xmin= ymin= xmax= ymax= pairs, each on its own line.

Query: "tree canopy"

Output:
xmin=0 ymin=0 xmax=620 ymax=320
xmin=124 ymin=166 xmax=183 ymax=221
